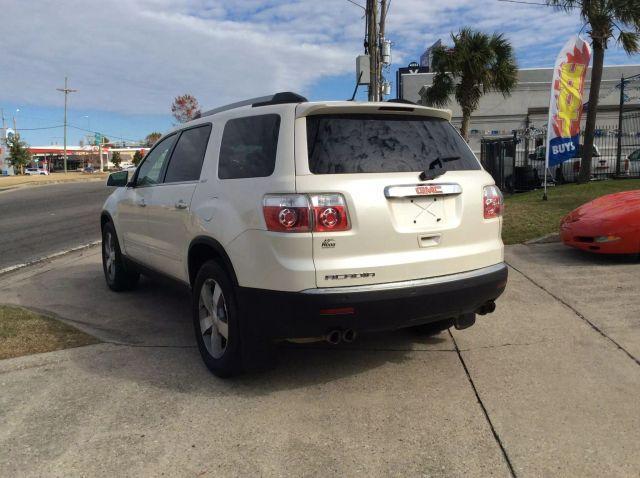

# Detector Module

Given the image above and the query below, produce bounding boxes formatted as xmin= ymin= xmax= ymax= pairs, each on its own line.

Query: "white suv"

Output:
xmin=101 ymin=92 xmax=507 ymax=377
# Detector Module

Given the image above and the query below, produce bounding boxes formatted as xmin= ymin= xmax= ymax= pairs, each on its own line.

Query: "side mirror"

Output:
xmin=107 ymin=170 xmax=129 ymax=187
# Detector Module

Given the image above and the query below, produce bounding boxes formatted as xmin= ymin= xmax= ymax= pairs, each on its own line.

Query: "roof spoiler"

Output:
xmin=197 ymin=92 xmax=308 ymax=118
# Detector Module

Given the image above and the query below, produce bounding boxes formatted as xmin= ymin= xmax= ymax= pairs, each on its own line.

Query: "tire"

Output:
xmin=101 ymin=222 xmax=140 ymax=291
xmin=411 ymin=318 xmax=454 ymax=336
xmin=192 ymin=261 xmax=243 ymax=378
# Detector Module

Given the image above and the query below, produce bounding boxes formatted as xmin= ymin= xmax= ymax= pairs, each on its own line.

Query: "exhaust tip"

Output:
xmin=477 ymin=300 xmax=496 ymax=315
xmin=326 ymin=330 xmax=342 ymax=345
xmin=342 ymin=329 xmax=357 ymax=343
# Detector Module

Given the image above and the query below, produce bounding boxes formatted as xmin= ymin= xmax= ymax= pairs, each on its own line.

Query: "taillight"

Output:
xmin=310 ymin=194 xmax=350 ymax=232
xmin=483 ymin=185 xmax=503 ymax=219
xmin=263 ymin=193 xmax=350 ymax=232
xmin=263 ymin=194 xmax=311 ymax=232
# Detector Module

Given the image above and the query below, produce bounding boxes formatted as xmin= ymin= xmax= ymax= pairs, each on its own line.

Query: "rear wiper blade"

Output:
xmin=419 ymin=169 xmax=445 ymax=181
xmin=419 ymin=156 xmax=460 ymax=181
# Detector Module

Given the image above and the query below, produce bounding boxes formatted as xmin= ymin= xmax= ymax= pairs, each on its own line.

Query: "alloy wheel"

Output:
xmin=198 ymin=278 xmax=230 ymax=359
xmin=104 ymin=232 xmax=116 ymax=282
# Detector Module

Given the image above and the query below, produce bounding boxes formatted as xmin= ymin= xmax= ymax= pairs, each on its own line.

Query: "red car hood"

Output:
xmin=562 ymin=190 xmax=640 ymax=225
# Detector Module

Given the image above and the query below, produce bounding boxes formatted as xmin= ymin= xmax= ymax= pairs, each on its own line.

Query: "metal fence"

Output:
xmin=480 ymin=111 xmax=640 ymax=193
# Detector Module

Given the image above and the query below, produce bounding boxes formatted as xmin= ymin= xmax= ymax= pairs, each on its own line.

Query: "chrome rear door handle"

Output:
xmin=175 ymin=199 xmax=188 ymax=209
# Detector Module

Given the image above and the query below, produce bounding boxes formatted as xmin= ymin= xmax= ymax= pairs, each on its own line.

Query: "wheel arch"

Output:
xmin=188 ymin=236 xmax=239 ymax=287
xmin=100 ymin=211 xmax=114 ymax=231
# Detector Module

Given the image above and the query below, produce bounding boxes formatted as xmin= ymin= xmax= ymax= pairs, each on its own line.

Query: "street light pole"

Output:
xmin=56 ymin=77 xmax=77 ymax=173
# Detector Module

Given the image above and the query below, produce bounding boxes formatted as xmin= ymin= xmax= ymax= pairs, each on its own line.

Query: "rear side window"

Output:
xmin=164 ymin=124 xmax=212 ymax=183
xmin=218 ymin=114 xmax=280 ymax=179
xmin=306 ymin=114 xmax=480 ymax=174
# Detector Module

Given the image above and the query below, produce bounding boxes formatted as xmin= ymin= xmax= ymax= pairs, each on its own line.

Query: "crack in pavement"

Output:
xmin=448 ymin=329 xmax=518 ymax=478
xmin=506 ymin=261 xmax=640 ymax=367
xmin=457 ymin=339 xmax=548 ymax=352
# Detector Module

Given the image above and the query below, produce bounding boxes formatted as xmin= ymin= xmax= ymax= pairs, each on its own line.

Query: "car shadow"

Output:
xmin=526 ymin=242 xmax=638 ymax=266
xmin=55 ymin=266 xmax=454 ymax=395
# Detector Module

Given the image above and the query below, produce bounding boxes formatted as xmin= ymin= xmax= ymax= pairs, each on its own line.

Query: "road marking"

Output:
xmin=0 ymin=241 xmax=101 ymax=276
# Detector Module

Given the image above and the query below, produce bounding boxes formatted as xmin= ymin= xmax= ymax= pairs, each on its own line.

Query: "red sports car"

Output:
xmin=560 ymin=190 xmax=640 ymax=254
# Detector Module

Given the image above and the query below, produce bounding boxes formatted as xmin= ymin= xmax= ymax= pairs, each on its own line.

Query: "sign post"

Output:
xmin=94 ymin=133 xmax=104 ymax=172
xmin=544 ymin=36 xmax=591 ymax=200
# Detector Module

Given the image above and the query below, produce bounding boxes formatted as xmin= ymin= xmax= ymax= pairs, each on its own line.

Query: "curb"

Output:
xmin=0 ymin=241 xmax=101 ymax=277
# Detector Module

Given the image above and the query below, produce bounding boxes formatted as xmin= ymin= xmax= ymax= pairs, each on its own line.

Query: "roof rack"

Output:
xmin=198 ymin=92 xmax=308 ymax=118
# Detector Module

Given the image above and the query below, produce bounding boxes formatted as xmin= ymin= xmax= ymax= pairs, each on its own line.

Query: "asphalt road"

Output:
xmin=0 ymin=181 xmax=112 ymax=269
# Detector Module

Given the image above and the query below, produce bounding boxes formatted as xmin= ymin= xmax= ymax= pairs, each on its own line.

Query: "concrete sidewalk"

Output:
xmin=0 ymin=244 xmax=638 ymax=477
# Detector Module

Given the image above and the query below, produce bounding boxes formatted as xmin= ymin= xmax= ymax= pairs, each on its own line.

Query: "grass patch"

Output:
xmin=502 ymin=179 xmax=640 ymax=244
xmin=0 ymin=305 xmax=99 ymax=360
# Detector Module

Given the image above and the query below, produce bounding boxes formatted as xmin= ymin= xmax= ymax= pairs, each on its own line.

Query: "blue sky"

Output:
xmin=2 ymin=0 xmax=638 ymax=146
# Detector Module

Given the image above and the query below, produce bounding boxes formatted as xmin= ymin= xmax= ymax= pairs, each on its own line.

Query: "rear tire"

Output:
xmin=411 ymin=318 xmax=455 ymax=336
xmin=192 ymin=261 xmax=243 ymax=378
xmin=102 ymin=222 xmax=140 ymax=291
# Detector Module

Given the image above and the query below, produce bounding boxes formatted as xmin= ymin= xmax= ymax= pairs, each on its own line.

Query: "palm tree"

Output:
xmin=422 ymin=28 xmax=518 ymax=140
xmin=548 ymin=0 xmax=640 ymax=183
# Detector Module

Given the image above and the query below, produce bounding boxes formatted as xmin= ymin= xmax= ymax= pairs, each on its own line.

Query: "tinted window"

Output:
xmin=136 ymin=134 xmax=177 ymax=186
xmin=164 ymin=125 xmax=212 ymax=183
xmin=218 ymin=114 xmax=280 ymax=179
xmin=306 ymin=114 xmax=480 ymax=174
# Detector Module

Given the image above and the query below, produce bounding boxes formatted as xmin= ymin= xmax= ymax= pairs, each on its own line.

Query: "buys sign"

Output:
xmin=546 ymin=36 xmax=591 ymax=168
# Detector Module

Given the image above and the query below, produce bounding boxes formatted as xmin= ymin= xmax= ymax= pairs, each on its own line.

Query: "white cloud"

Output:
xmin=2 ymin=0 xmax=637 ymax=115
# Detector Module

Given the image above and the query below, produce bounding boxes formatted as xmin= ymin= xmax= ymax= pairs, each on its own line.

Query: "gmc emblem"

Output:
xmin=415 ymin=185 xmax=443 ymax=195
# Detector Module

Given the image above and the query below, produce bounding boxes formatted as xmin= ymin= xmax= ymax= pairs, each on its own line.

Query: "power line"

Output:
xmin=15 ymin=125 xmax=64 ymax=131
xmin=68 ymin=124 xmax=141 ymax=143
xmin=345 ymin=0 xmax=365 ymax=10
xmin=496 ymin=0 xmax=555 ymax=5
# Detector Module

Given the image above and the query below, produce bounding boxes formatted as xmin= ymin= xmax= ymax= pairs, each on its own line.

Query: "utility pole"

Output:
xmin=56 ymin=77 xmax=77 ymax=173
xmin=366 ymin=0 xmax=379 ymax=102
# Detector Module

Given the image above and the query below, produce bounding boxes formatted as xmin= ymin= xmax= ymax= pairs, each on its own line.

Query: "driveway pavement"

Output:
xmin=0 ymin=243 xmax=638 ymax=477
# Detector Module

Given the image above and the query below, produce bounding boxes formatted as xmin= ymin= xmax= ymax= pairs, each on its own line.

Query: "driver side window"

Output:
xmin=136 ymin=134 xmax=178 ymax=186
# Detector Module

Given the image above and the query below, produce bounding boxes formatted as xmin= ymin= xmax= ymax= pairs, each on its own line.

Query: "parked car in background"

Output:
xmin=24 ymin=168 xmax=49 ymax=175
xmin=529 ymin=144 xmax=623 ymax=183
xmin=560 ymin=190 xmax=640 ymax=254
xmin=628 ymin=149 xmax=640 ymax=177
xmin=83 ymin=165 xmax=96 ymax=174
xmin=100 ymin=92 xmax=508 ymax=377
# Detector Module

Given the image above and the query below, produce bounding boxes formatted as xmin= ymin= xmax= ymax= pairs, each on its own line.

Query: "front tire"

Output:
xmin=102 ymin=222 xmax=140 ymax=291
xmin=193 ymin=261 xmax=243 ymax=378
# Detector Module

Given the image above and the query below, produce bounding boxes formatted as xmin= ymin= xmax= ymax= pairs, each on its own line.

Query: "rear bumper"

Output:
xmin=237 ymin=263 xmax=508 ymax=339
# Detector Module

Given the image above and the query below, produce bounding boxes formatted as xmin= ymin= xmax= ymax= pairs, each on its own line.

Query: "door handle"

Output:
xmin=138 ymin=198 xmax=146 ymax=207
xmin=175 ymin=199 xmax=188 ymax=210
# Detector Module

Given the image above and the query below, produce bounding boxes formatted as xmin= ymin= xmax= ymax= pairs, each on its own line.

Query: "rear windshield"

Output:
xmin=306 ymin=114 xmax=480 ymax=174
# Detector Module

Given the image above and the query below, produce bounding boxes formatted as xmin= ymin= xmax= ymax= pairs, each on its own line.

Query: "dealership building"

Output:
xmin=397 ymin=62 xmax=640 ymax=152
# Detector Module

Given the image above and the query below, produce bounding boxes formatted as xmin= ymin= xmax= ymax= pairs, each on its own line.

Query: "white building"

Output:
xmin=397 ymin=64 xmax=640 ymax=152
